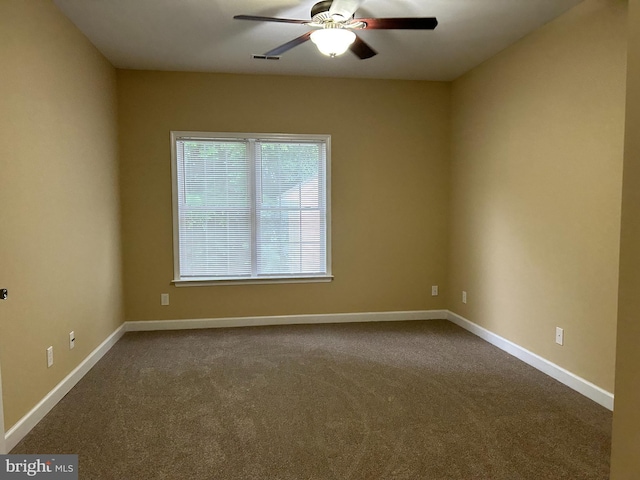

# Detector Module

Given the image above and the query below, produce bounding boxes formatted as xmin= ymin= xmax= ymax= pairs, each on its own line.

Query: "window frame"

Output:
xmin=170 ymin=131 xmax=332 ymax=286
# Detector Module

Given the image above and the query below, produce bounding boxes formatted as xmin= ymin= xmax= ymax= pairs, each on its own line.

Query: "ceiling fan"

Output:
xmin=234 ymin=0 xmax=438 ymax=60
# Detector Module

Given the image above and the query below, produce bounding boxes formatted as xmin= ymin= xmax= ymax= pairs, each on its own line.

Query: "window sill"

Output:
xmin=172 ymin=275 xmax=334 ymax=287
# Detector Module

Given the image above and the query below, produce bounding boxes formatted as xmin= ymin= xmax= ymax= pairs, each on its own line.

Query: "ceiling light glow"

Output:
xmin=310 ymin=29 xmax=356 ymax=57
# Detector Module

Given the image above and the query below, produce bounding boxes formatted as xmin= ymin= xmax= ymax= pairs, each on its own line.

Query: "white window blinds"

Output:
xmin=172 ymin=132 xmax=330 ymax=283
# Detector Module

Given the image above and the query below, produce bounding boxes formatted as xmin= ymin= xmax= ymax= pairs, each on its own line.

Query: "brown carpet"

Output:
xmin=12 ymin=320 xmax=611 ymax=479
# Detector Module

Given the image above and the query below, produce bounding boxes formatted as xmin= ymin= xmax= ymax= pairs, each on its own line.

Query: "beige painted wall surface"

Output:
xmin=0 ymin=0 xmax=124 ymax=429
xmin=611 ymin=0 xmax=640 ymax=476
xmin=117 ymin=71 xmax=450 ymax=321
xmin=448 ymin=0 xmax=627 ymax=392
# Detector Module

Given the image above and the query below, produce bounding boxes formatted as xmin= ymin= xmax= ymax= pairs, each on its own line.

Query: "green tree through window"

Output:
xmin=172 ymin=132 xmax=330 ymax=283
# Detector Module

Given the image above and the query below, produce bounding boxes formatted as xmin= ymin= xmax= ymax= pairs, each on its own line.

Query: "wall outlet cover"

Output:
xmin=46 ymin=346 xmax=53 ymax=368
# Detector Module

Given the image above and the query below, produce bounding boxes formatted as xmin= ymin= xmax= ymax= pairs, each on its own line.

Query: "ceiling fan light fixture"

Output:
xmin=310 ymin=28 xmax=356 ymax=57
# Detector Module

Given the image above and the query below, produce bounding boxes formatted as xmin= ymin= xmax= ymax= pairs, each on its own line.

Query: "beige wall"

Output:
xmin=1 ymin=0 xmax=634 ymax=464
xmin=117 ymin=71 xmax=450 ymax=321
xmin=0 ymin=1 xmax=124 ymax=428
xmin=448 ymin=0 xmax=627 ymax=392
xmin=611 ymin=0 xmax=640 ymax=476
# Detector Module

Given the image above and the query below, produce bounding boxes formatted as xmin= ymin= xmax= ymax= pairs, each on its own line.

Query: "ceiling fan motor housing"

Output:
xmin=311 ymin=1 xmax=334 ymax=18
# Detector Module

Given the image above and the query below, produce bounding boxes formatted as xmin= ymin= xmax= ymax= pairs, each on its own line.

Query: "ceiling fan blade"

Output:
xmin=233 ymin=15 xmax=309 ymax=25
xmin=328 ymin=0 xmax=361 ymax=21
xmin=263 ymin=31 xmax=313 ymax=56
xmin=357 ymin=17 xmax=438 ymax=30
xmin=349 ymin=35 xmax=377 ymax=59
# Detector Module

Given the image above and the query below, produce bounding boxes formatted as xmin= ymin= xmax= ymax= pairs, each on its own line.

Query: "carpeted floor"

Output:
xmin=12 ymin=320 xmax=611 ymax=479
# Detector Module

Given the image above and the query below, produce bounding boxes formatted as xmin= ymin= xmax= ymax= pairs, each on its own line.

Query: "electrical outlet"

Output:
xmin=69 ymin=331 xmax=75 ymax=350
xmin=462 ymin=291 xmax=467 ymax=304
xmin=556 ymin=327 xmax=564 ymax=346
xmin=161 ymin=293 xmax=170 ymax=306
xmin=431 ymin=285 xmax=439 ymax=296
xmin=46 ymin=346 xmax=53 ymax=368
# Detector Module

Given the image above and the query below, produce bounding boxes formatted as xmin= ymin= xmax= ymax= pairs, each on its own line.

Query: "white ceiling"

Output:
xmin=53 ymin=0 xmax=584 ymax=81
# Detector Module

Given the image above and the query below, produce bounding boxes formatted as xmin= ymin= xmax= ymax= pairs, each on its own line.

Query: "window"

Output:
xmin=171 ymin=131 xmax=331 ymax=285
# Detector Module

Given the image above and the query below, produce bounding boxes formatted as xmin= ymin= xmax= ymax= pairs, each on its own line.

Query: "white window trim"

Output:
xmin=170 ymin=131 xmax=332 ymax=286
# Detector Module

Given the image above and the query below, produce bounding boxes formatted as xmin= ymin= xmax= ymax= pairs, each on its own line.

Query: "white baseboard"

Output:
xmin=3 ymin=310 xmax=444 ymax=450
xmin=126 ymin=309 xmax=448 ymax=332
xmin=447 ymin=310 xmax=614 ymax=410
xmin=6 ymin=309 xmax=609 ymax=452
xmin=4 ymin=324 xmax=126 ymax=452
xmin=0 ymin=366 xmax=5 ymax=454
